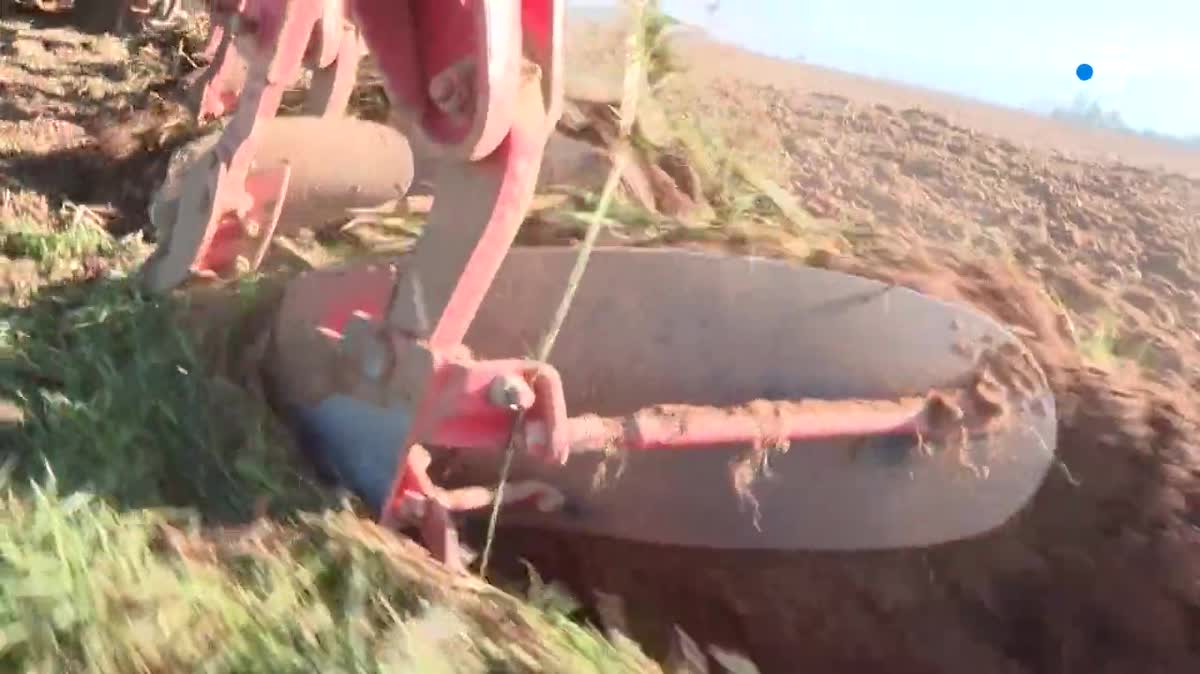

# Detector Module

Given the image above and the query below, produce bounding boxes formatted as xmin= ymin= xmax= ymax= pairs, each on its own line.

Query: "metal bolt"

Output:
xmin=488 ymin=374 xmax=529 ymax=412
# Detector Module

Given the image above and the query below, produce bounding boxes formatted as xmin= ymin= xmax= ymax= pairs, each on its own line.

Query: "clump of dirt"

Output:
xmin=901 ymin=334 xmax=1052 ymax=481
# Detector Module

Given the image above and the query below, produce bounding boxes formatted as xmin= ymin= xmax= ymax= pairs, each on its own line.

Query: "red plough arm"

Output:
xmin=191 ymin=0 xmax=361 ymax=122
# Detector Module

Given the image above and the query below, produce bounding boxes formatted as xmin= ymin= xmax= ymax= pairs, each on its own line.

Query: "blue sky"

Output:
xmin=573 ymin=0 xmax=1200 ymax=137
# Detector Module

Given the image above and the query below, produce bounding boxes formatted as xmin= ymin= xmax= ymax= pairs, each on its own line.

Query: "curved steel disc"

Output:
xmin=277 ymin=247 xmax=1058 ymax=551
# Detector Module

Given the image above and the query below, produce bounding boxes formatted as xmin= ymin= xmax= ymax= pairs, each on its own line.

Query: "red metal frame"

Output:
xmin=193 ymin=0 xmax=248 ymax=121
xmin=136 ymin=0 xmax=365 ymax=289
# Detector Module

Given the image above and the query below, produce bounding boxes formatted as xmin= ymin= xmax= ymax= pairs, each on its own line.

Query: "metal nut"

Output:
xmin=488 ymin=374 xmax=529 ymax=412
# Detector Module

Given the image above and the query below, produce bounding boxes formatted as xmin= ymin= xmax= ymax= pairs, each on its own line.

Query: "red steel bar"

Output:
xmin=564 ymin=398 xmax=931 ymax=454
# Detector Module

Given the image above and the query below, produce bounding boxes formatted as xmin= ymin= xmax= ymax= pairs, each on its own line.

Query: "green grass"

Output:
xmin=0 ymin=486 xmax=653 ymax=674
xmin=0 ymin=256 xmax=322 ymax=517
xmin=1 ymin=218 xmax=113 ymax=269
xmin=0 ymin=222 xmax=659 ymax=673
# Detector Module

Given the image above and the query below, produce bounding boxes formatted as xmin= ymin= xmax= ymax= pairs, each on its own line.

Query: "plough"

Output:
xmin=139 ymin=0 xmax=1058 ymax=572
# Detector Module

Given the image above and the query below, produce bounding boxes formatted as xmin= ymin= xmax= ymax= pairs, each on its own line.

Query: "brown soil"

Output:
xmin=2 ymin=9 xmax=1199 ymax=674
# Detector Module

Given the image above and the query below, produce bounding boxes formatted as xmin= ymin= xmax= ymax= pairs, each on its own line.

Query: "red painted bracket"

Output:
xmin=189 ymin=163 xmax=290 ymax=280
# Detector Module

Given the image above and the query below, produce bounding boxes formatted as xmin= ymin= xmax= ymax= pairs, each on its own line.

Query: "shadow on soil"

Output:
xmin=3 ymin=135 xmax=191 ymax=235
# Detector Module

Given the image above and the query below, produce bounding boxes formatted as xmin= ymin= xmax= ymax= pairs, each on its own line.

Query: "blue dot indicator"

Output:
xmin=1076 ymin=63 xmax=1094 ymax=81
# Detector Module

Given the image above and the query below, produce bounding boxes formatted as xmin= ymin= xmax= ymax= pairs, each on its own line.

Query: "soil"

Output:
xmin=2 ymin=7 xmax=1198 ymax=674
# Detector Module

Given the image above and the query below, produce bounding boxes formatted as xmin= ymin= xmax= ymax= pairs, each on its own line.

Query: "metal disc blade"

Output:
xmin=272 ymin=247 xmax=1057 ymax=551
